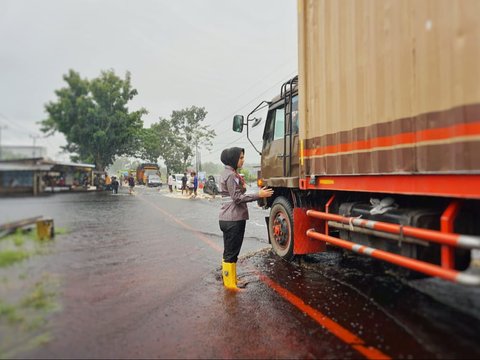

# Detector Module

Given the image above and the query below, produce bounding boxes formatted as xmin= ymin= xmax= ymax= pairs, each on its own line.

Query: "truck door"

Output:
xmin=261 ymin=95 xmax=299 ymax=186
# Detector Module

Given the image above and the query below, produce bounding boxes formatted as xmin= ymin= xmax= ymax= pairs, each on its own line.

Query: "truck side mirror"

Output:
xmin=233 ymin=115 xmax=244 ymax=133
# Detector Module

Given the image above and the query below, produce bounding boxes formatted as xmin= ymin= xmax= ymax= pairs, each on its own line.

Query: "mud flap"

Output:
xmin=265 ymin=216 xmax=271 ymax=243
xmin=293 ymin=208 xmax=326 ymax=255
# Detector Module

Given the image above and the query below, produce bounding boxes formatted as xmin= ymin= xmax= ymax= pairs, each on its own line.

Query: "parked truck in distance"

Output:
xmin=233 ymin=0 xmax=480 ymax=286
xmin=136 ymin=163 xmax=160 ymax=186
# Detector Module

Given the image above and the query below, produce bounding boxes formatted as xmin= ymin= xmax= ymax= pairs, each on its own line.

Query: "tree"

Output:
xmin=141 ymin=106 xmax=216 ymax=174
xmin=40 ymin=69 xmax=147 ymax=171
xmin=138 ymin=127 xmax=161 ymax=164
xmin=238 ymin=168 xmax=257 ymax=184
xmin=106 ymin=156 xmax=132 ymax=175
xmin=139 ymin=119 xmax=186 ymax=173
xmin=170 ymin=106 xmax=216 ymax=170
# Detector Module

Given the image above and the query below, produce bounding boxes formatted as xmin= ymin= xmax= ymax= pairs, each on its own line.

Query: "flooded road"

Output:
xmin=1 ymin=186 xmax=479 ymax=358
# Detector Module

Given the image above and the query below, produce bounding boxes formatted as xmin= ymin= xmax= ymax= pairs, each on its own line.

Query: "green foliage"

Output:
xmin=40 ymin=69 xmax=147 ymax=170
xmin=13 ymin=231 xmax=25 ymax=247
xmin=152 ymin=118 xmax=187 ymax=173
xmin=0 ymin=231 xmax=59 ymax=358
xmin=0 ymin=301 xmax=23 ymax=324
xmin=170 ymin=106 xmax=215 ymax=170
xmin=106 ymin=156 xmax=131 ymax=174
xmin=140 ymin=106 xmax=216 ymax=173
xmin=138 ymin=127 xmax=161 ymax=164
xmin=21 ymin=282 xmax=56 ymax=311
xmin=238 ymin=168 xmax=257 ymax=183
xmin=0 ymin=250 xmax=30 ymax=268
xmin=54 ymin=227 xmax=69 ymax=236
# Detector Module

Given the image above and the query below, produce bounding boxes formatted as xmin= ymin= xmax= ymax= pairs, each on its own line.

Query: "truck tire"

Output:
xmin=269 ymin=196 xmax=294 ymax=261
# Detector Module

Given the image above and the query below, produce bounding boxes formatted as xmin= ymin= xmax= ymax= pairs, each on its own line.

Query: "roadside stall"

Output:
xmin=0 ymin=163 xmax=52 ymax=196
xmin=45 ymin=161 xmax=95 ymax=191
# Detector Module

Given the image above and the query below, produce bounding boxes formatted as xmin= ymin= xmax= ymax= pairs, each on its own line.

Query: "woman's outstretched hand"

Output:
xmin=259 ymin=186 xmax=274 ymax=198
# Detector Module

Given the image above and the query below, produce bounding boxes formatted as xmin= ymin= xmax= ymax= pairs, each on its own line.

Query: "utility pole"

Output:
xmin=0 ymin=124 xmax=7 ymax=160
xmin=29 ymin=134 xmax=41 ymax=158
xmin=195 ymin=140 xmax=199 ymax=173
xmin=198 ymin=150 xmax=202 ymax=172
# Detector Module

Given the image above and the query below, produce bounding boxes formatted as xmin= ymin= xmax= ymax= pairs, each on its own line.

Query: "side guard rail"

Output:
xmin=306 ymin=210 xmax=480 ymax=286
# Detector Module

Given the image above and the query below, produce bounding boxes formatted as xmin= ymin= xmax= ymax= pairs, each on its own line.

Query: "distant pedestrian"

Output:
xmin=187 ymin=172 xmax=194 ymax=196
xmin=192 ymin=172 xmax=198 ymax=198
xmin=105 ymin=173 xmax=112 ymax=191
xmin=128 ymin=175 xmax=135 ymax=195
xmin=167 ymin=173 xmax=174 ymax=193
xmin=181 ymin=172 xmax=188 ymax=195
xmin=82 ymin=174 xmax=89 ymax=189
xmin=111 ymin=177 xmax=119 ymax=194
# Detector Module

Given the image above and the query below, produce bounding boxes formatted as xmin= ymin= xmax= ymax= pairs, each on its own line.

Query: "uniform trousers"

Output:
xmin=219 ymin=220 xmax=246 ymax=263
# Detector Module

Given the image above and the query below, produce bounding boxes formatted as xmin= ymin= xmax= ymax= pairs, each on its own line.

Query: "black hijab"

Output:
xmin=220 ymin=147 xmax=244 ymax=170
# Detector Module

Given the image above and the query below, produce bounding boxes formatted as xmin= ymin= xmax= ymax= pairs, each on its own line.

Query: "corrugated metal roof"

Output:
xmin=0 ymin=158 xmax=95 ymax=170
xmin=0 ymin=163 xmax=53 ymax=171
xmin=50 ymin=161 xmax=95 ymax=168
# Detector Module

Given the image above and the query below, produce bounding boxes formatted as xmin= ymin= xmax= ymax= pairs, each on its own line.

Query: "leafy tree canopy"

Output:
xmin=170 ymin=106 xmax=216 ymax=169
xmin=140 ymin=106 xmax=216 ymax=173
xmin=40 ymin=69 xmax=147 ymax=170
xmin=238 ymin=168 xmax=257 ymax=184
xmin=139 ymin=119 xmax=185 ymax=173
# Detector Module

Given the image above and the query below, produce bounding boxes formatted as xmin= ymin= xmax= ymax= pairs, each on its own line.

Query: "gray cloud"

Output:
xmin=0 ymin=0 xmax=297 ymax=164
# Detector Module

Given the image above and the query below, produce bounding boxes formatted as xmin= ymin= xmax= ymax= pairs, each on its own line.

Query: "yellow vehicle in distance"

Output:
xmin=136 ymin=163 xmax=160 ymax=186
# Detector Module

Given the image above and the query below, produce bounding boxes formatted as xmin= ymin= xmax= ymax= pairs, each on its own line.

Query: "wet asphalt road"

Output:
xmin=1 ymin=185 xmax=480 ymax=359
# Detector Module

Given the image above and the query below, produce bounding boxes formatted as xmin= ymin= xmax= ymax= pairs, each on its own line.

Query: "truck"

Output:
xmin=233 ymin=0 xmax=480 ymax=286
xmin=136 ymin=163 xmax=160 ymax=185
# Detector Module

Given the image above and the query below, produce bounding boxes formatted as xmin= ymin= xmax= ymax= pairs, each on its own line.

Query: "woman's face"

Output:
xmin=237 ymin=151 xmax=245 ymax=169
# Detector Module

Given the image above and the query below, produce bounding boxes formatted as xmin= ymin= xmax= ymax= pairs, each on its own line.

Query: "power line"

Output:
xmin=204 ymin=135 xmax=264 ymax=159
xmin=0 ymin=112 xmax=41 ymax=135
xmin=221 ymin=58 xmax=296 ymax=110
xmin=201 ymin=70 xmax=296 ymax=155
xmin=209 ymin=70 xmax=297 ymax=129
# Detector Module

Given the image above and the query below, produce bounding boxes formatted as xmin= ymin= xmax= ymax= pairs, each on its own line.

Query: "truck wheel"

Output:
xmin=269 ymin=196 xmax=294 ymax=261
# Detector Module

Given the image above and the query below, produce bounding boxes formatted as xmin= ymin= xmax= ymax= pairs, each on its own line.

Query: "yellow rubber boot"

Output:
xmin=222 ymin=261 xmax=238 ymax=290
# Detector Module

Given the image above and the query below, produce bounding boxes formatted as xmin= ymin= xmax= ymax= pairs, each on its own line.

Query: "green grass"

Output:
xmin=21 ymin=282 xmax=56 ymax=311
xmin=13 ymin=233 xmax=25 ymax=247
xmin=0 ymin=250 xmax=30 ymax=268
xmin=0 ymin=332 xmax=53 ymax=359
xmin=25 ymin=315 xmax=46 ymax=331
xmin=53 ymin=227 xmax=68 ymax=235
xmin=0 ymin=279 xmax=59 ymax=357
xmin=0 ymin=301 xmax=24 ymax=324
xmin=0 ymin=224 xmax=61 ymax=358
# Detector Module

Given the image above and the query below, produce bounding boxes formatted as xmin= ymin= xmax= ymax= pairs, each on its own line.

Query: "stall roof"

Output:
xmin=45 ymin=161 xmax=95 ymax=168
xmin=0 ymin=158 xmax=95 ymax=170
xmin=0 ymin=163 xmax=53 ymax=171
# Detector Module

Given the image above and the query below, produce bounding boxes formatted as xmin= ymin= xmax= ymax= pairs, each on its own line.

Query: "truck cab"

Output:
xmin=233 ymin=76 xmax=299 ymax=189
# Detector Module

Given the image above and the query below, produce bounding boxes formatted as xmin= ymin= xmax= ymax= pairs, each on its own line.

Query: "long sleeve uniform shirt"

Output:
xmin=218 ymin=166 xmax=260 ymax=221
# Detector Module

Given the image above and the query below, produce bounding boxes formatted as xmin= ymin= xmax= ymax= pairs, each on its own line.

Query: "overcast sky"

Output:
xmin=0 ymin=0 xmax=297 ymax=165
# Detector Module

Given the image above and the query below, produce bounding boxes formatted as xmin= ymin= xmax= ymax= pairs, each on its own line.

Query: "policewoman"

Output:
xmin=219 ymin=147 xmax=273 ymax=290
